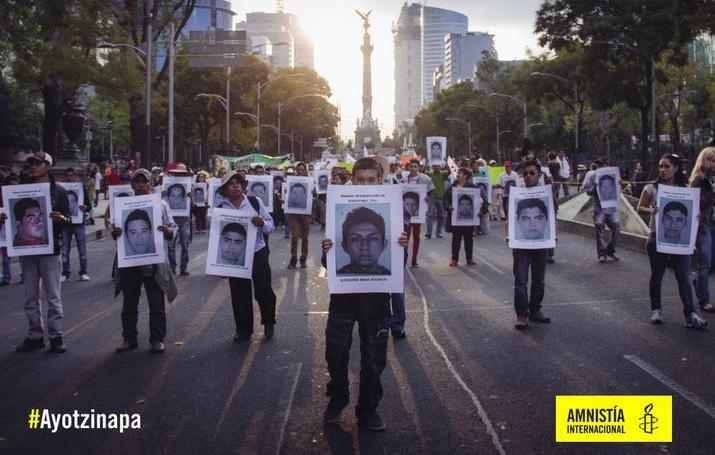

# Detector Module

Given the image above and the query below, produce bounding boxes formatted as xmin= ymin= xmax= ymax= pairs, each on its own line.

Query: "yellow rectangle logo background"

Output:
xmin=556 ymin=395 xmax=672 ymax=442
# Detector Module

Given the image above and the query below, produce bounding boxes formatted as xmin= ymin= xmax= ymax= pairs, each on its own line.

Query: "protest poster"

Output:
xmin=163 ymin=176 xmax=192 ymax=217
xmin=108 ymin=184 xmax=135 ymax=223
xmin=401 ymin=183 xmax=428 ymax=224
xmin=192 ymin=182 xmax=207 ymax=207
xmin=2 ymin=183 xmax=53 ymax=257
xmin=451 ymin=187 xmax=481 ymax=227
xmin=59 ymin=181 xmax=85 ymax=224
xmin=314 ymin=170 xmax=331 ymax=195
xmin=205 ymin=208 xmax=258 ymax=279
xmin=508 ymin=185 xmax=556 ymax=249
xmin=284 ymin=176 xmax=314 ymax=215
xmin=246 ymin=175 xmax=273 ymax=212
xmin=655 ymin=185 xmax=700 ymax=255
xmin=595 ymin=166 xmax=620 ymax=210
xmin=426 ymin=136 xmax=447 ymax=166
xmin=116 ymin=194 xmax=165 ymax=268
xmin=472 ymin=175 xmax=492 ymax=204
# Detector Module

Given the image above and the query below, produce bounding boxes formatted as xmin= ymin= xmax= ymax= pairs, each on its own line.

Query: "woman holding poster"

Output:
xmin=444 ymin=168 xmax=478 ymax=267
xmin=112 ymin=169 xmax=178 ymax=354
xmin=688 ymin=146 xmax=715 ymax=314
xmin=637 ymin=154 xmax=708 ymax=329
xmin=216 ymin=171 xmax=276 ymax=342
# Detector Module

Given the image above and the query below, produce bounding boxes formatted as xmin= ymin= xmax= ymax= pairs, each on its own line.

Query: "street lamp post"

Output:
xmin=256 ymin=73 xmax=304 ymax=152
xmin=530 ymin=71 xmax=580 ymax=154
xmin=278 ymin=94 xmax=324 ymax=157
xmin=489 ymin=93 xmax=527 ymax=139
xmin=445 ymin=117 xmax=471 ymax=159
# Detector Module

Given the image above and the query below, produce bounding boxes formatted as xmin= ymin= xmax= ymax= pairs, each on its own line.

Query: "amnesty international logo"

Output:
xmin=555 ymin=395 xmax=672 ymax=442
xmin=639 ymin=403 xmax=658 ymax=434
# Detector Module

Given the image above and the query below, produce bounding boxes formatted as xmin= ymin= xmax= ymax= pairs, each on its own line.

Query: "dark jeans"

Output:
xmin=169 ymin=218 xmax=191 ymax=272
xmin=61 ymin=224 xmax=88 ymax=276
xmin=118 ymin=267 xmax=166 ymax=343
xmin=325 ymin=312 xmax=390 ymax=416
xmin=389 ymin=293 xmax=405 ymax=330
xmin=594 ymin=211 xmax=620 ymax=257
xmin=502 ymin=197 xmax=509 ymax=219
xmin=647 ymin=241 xmax=695 ymax=319
xmin=451 ymin=226 xmax=474 ymax=261
xmin=512 ymin=249 xmax=547 ymax=316
xmin=194 ymin=206 xmax=208 ymax=231
xmin=694 ymin=220 xmax=715 ymax=305
xmin=228 ymin=247 xmax=276 ymax=333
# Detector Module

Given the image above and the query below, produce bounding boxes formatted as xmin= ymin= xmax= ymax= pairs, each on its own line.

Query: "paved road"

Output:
xmin=1 ymin=220 xmax=715 ymax=454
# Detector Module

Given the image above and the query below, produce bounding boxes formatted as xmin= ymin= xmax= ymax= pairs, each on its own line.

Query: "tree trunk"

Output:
xmin=42 ymin=81 xmax=64 ymax=156
xmin=128 ymin=95 xmax=144 ymax=163
xmin=640 ymin=106 xmax=650 ymax=166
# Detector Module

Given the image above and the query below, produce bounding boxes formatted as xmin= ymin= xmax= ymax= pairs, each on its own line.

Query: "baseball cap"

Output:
xmin=131 ymin=168 xmax=151 ymax=181
xmin=27 ymin=151 xmax=53 ymax=166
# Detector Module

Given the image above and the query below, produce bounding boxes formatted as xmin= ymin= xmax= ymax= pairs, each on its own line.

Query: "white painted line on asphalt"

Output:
xmin=624 ymin=354 xmax=715 ymax=421
xmin=407 ymin=268 xmax=508 ymax=455
xmin=475 ymin=255 xmax=505 ymax=275
xmin=264 ymin=362 xmax=302 ymax=455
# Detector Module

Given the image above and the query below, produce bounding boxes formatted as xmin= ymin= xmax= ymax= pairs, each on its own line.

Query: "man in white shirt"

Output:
xmin=497 ymin=160 xmax=518 ymax=221
xmin=558 ymin=150 xmax=571 ymax=198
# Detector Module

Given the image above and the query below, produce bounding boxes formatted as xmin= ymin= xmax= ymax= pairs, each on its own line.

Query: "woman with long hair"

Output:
xmin=637 ymin=154 xmax=708 ymax=328
xmin=688 ymin=146 xmax=715 ymax=313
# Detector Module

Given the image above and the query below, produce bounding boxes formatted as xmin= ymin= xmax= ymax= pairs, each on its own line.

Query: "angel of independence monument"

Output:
xmin=354 ymin=10 xmax=381 ymax=154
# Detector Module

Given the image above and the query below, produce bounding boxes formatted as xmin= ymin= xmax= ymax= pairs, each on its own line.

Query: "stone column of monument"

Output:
xmin=354 ymin=10 xmax=381 ymax=153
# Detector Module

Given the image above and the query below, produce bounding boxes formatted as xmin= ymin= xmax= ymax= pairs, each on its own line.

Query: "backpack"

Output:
xmin=247 ymin=195 xmax=260 ymax=214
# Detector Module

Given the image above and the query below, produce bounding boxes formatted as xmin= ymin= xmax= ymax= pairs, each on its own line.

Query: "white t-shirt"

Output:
xmin=559 ymin=157 xmax=571 ymax=179
xmin=498 ymin=171 xmax=519 ymax=198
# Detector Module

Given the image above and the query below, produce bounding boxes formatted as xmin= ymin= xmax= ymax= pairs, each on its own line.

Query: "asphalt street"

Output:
xmin=1 ymin=220 xmax=715 ymax=454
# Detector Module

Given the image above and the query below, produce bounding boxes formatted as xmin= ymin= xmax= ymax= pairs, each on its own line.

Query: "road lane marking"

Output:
xmin=475 ymin=255 xmax=505 ymax=274
xmin=264 ymin=362 xmax=302 ymax=455
xmin=407 ymin=268 xmax=508 ymax=455
xmin=624 ymin=354 xmax=715 ymax=421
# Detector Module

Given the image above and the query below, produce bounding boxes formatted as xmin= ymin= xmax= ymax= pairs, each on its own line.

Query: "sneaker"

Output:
xmin=49 ymin=337 xmax=66 ymax=354
xmin=529 ymin=310 xmax=551 ymax=323
xmin=79 ymin=274 xmax=90 ymax=281
xmin=391 ymin=328 xmax=406 ymax=339
xmin=411 ymin=261 xmax=419 ymax=268
xmin=0 ymin=279 xmax=9 ymax=286
xmin=700 ymin=303 xmax=715 ymax=313
xmin=323 ymin=397 xmax=349 ymax=423
xmin=607 ymin=253 xmax=620 ymax=262
xmin=514 ymin=316 xmax=529 ymax=329
xmin=357 ymin=411 xmax=386 ymax=432
xmin=60 ymin=275 xmax=69 ymax=283
xmin=300 ymin=257 xmax=307 ymax=268
xmin=264 ymin=324 xmax=275 ymax=340
xmin=233 ymin=331 xmax=252 ymax=342
xmin=180 ymin=270 xmax=190 ymax=276
xmin=287 ymin=257 xmax=297 ymax=269
xmin=116 ymin=340 xmax=138 ymax=353
xmin=598 ymin=255 xmax=607 ymax=263
xmin=685 ymin=312 xmax=708 ymax=329
xmin=16 ymin=337 xmax=45 ymax=352
xmin=436 ymin=234 xmax=443 ymax=238
xmin=425 ymin=234 xmax=431 ymax=239
xmin=650 ymin=309 xmax=663 ymax=325
xmin=150 ymin=341 xmax=165 ymax=353
xmin=547 ymin=257 xmax=555 ymax=264
xmin=466 ymin=259 xmax=477 ymax=266
xmin=449 ymin=259 xmax=458 ymax=267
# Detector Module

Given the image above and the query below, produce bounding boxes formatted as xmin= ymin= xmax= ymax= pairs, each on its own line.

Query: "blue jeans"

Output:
xmin=513 ymin=249 xmax=547 ymax=316
xmin=647 ymin=241 xmax=695 ymax=319
xmin=694 ymin=220 xmax=715 ymax=305
xmin=390 ymin=293 xmax=405 ymax=330
xmin=594 ymin=211 xmax=620 ymax=257
xmin=169 ymin=218 xmax=191 ymax=271
xmin=62 ymin=224 xmax=87 ymax=276
xmin=325 ymin=313 xmax=389 ymax=416
xmin=426 ymin=198 xmax=445 ymax=236
xmin=1 ymin=247 xmax=10 ymax=281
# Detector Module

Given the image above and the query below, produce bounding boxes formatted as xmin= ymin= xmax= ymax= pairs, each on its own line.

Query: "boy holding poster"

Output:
xmin=112 ymin=169 xmax=178 ymax=353
xmin=506 ymin=160 xmax=554 ymax=329
xmin=321 ymin=157 xmax=408 ymax=431
xmin=216 ymin=171 xmax=277 ymax=342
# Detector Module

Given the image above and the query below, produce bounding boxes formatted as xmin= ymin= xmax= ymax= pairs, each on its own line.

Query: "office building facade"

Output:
xmin=237 ymin=12 xmax=314 ymax=70
xmin=393 ymin=3 xmax=423 ymax=132
xmin=443 ymin=32 xmax=496 ymax=89
xmin=421 ymin=6 xmax=467 ymax=106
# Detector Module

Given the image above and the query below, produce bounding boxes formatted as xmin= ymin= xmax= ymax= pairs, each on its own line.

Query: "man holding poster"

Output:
xmin=3 ymin=152 xmax=71 ymax=354
xmin=321 ymin=157 xmax=408 ymax=431
xmin=507 ymin=160 xmax=555 ymax=329
xmin=60 ymin=167 xmax=91 ymax=283
xmin=216 ymin=171 xmax=276 ymax=342
xmin=113 ymin=169 xmax=178 ymax=354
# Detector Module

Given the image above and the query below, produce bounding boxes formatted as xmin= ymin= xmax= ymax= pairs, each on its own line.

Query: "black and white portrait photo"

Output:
xmin=426 ymin=136 xmax=447 ymax=166
xmin=122 ymin=208 xmax=157 ymax=256
xmin=456 ymin=194 xmax=474 ymax=220
xmin=402 ymin=191 xmax=419 ymax=218
xmin=2 ymin=183 xmax=54 ymax=257
xmin=193 ymin=182 xmax=207 ymax=207
xmin=514 ymin=198 xmax=549 ymax=241
xmin=60 ymin=181 xmax=84 ymax=223
xmin=595 ymin=167 xmax=620 ymax=210
xmin=315 ymin=170 xmax=330 ymax=194
xmin=508 ymin=185 xmax=556 ymax=249
xmin=163 ymin=176 xmax=192 ymax=217
xmin=116 ymin=194 xmax=165 ymax=268
xmin=451 ymin=187 xmax=480 ymax=227
xmin=655 ymin=185 xmax=700 ymax=254
xmin=216 ymin=221 xmax=247 ymax=267
xmin=246 ymin=175 xmax=273 ymax=211
xmin=205 ymin=208 xmax=257 ymax=278
xmin=336 ymin=205 xmax=391 ymax=276
xmin=401 ymin=183 xmax=427 ymax=224
xmin=284 ymin=176 xmax=313 ymax=215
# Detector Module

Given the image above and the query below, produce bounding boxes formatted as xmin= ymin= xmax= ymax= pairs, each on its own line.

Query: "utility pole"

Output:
xmin=168 ymin=21 xmax=175 ymax=162
xmin=144 ymin=0 xmax=153 ymax=169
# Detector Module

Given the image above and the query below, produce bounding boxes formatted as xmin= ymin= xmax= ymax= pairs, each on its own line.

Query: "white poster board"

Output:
xmin=116 ymin=194 xmax=166 ymax=268
xmin=401 ymin=183 xmax=428 ymax=224
xmin=426 ymin=136 xmax=447 ymax=166
xmin=59 ymin=182 xmax=85 ymax=224
xmin=655 ymin=186 xmax=700 ymax=255
xmin=326 ymin=185 xmax=404 ymax=294
xmin=2 ymin=183 xmax=53 ymax=257
xmin=246 ymin=175 xmax=273 ymax=212
xmin=205 ymin=208 xmax=257 ymax=278
xmin=472 ymin=175 xmax=492 ymax=204
xmin=508 ymin=185 xmax=556 ymax=249
xmin=0 ymin=207 xmax=6 ymax=247
xmin=108 ymin=185 xmax=135 ymax=223
xmin=284 ymin=176 xmax=314 ymax=215
xmin=595 ymin=166 xmax=620 ymax=210
xmin=163 ymin=176 xmax=192 ymax=217
xmin=207 ymin=177 xmax=223 ymax=214
xmin=192 ymin=182 xmax=207 ymax=207
xmin=451 ymin=187 xmax=481 ymax=227
xmin=315 ymin=170 xmax=331 ymax=195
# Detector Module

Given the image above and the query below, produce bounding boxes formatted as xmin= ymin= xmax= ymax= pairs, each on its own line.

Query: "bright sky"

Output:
xmin=230 ymin=0 xmax=543 ymax=140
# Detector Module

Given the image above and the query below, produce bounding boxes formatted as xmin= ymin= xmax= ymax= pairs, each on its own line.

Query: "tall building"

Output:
xmin=393 ymin=3 xmax=422 ymax=133
xmin=443 ymin=32 xmax=496 ymax=89
xmin=237 ymin=11 xmax=314 ymax=70
xmin=421 ymin=6 xmax=467 ymax=105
